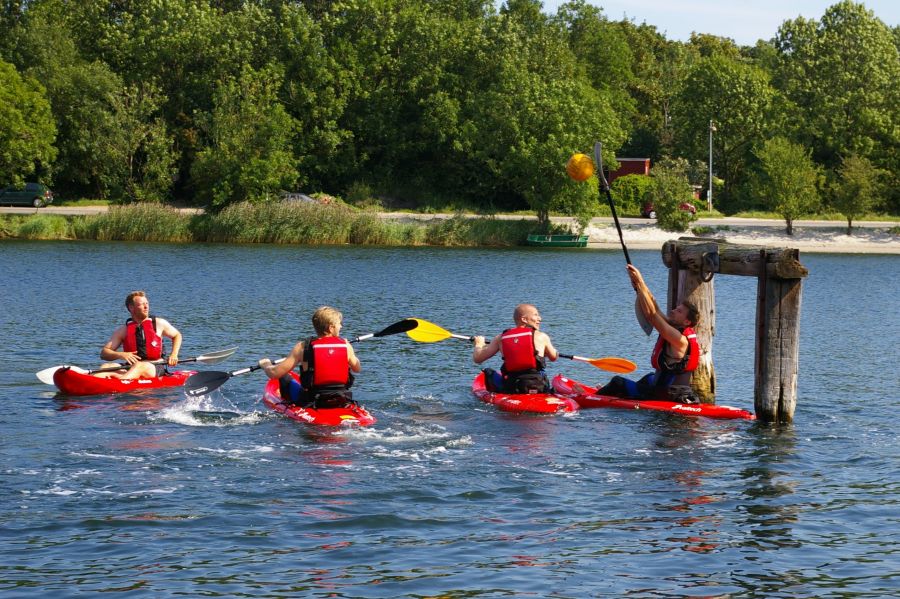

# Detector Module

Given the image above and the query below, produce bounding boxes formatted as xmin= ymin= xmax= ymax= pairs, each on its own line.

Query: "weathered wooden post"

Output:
xmin=662 ymin=238 xmax=808 ymax=423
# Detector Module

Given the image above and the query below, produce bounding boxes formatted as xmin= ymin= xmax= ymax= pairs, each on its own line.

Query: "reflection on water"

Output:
xmin=741 ymin=425 xmax=801 ymax=550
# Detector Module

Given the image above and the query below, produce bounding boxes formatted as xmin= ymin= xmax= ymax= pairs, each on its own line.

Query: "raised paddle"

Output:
xmin=405 ymin=318 xmax=637 ymax=373
xmin=593 ymin=142 xmax=654 ymax=337
xmin=183 ymin=319 xmax=420 ymax=397
xmin=35 ymin=346 xmax=239 ymax=385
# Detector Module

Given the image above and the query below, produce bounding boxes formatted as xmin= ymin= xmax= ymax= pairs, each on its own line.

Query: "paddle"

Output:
xmin=557 ymin=354 xmax=636 ymax=374
xmin=593 ymin=142 xmax=654 ymax=336
xmin=183 ymin=319 xmax=419 ymax=397
xmin=35 ymin=346 xmax=239 ymax=385
xmin=406 ymin=318 xmax=636 ymax=373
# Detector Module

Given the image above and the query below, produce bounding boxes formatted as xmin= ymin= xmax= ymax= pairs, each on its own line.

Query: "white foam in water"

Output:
xmin=153 ymin=394 xmax=264 ymax=427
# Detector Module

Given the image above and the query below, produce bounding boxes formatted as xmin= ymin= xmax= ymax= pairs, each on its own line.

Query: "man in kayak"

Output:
xmin=257 ymin=306 xmax=361 ymax=408
xmin=97 ymin=290 xmax=182 ymax=379
xmin=472 ymin=303 xmax=559 ymax=393
xmin=597 ymin=265 xmax=701 ymax=402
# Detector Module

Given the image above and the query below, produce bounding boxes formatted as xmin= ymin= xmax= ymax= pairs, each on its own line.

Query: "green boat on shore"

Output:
xmin=526 ymin=234 xmax=589 ymax=248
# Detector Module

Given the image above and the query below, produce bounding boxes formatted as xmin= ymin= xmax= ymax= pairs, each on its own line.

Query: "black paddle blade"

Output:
xmin=184 ymin=371 xmax=231 ymax=397
xmin=373 ymin=319 xmax=419 ymax=337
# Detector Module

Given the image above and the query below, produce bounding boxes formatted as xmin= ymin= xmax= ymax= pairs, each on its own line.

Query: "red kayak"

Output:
xmin=262 ymin=372 xmax=376 ymax=427
xmin=53 ymin=367 xmax=195 ymax=396
xmin=472 ymin=372 xmax=579 ymax=415
xmin=551 ymin=375 xmax=755 ymax=420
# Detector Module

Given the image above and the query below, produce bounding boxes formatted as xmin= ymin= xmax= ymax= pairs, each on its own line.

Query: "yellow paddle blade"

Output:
xmin=588 ymin=356 xmax=637 ymax=373
xmin=405 ymin=318 xmax=453 ymax=343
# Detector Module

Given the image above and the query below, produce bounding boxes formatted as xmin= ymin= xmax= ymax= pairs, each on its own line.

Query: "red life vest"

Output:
xmin=305 ymin=336 xmax=350 ymax=388
xmin=500 ymin=326 xmax=543 ymax=373
xmin=651 ymin=326 xmax=700 ymax=374
xmin=123 ymin=317 xmax=162 ymax=360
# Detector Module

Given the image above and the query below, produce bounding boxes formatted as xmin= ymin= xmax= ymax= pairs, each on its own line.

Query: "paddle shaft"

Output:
xmin=184 ymin=319 xmax=416 ymax=396
xmin=594 ymin=142 xmax=631 ymax=265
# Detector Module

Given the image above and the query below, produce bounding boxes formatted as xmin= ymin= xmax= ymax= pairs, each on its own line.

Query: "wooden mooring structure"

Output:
xmin=661 ymin=238 xmax=808 ymax=423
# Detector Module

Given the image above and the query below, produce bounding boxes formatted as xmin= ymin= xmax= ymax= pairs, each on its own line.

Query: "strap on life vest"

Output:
xmin=123 ymin=316 xmax=162 ymax=360
xmin=500 ymin=326 xmax=542 ymax=373
xmin=651 ymin=326 xmax=700 ymax=373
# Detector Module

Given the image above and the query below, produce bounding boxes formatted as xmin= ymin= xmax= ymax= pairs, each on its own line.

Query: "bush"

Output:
xmin=610 ymin=174 xmax=654 ymax=215
xmin=15 ymin=215 xmax=72 ymax=239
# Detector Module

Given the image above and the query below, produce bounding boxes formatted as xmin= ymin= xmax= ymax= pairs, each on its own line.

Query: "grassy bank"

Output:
xmin=0 ymin=202 xmax=555 ymax=247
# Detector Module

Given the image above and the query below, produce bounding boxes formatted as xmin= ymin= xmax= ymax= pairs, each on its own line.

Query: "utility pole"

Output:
xmin=708 ymin=120 xmax=716 ymax=212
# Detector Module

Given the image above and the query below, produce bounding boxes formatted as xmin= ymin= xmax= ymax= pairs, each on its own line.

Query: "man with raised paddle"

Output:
xmin=597 ymin=265 xmax=702 ymax=402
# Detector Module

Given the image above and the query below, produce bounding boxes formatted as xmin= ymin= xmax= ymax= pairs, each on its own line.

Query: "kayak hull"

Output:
xmin=471 ymin=372 xmax=579 ymax=414
xmin=53 ymin=367 xmax=195 ymax=396
xmin=551 ymin=375 xmax=755 ymax=420
xmin=262 ymin=372 xmax=376 ymax=427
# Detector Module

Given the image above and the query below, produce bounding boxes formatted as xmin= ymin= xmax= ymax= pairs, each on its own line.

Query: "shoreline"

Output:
xmin=582 ymin=222 xmax=900 ymax=254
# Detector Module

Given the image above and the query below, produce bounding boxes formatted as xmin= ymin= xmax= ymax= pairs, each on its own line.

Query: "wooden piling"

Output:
xmin=662 ymin=238 xmax=807 ymax=422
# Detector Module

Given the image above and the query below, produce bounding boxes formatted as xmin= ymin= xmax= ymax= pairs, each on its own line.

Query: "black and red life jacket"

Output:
xmin=500 ymin=326 xmax=544 ymax=373
xmin=651 ymin=326 xmax=700 ymax=374
xmin=123 ymin=316 xmax=162 ymax=360
xmin=301 ymin=336 xmax=351 ymax=389
xmin=299 ymin=336 xmax=354 ymax=408
xmin=498 ymin=326 xmax=549 ymax=393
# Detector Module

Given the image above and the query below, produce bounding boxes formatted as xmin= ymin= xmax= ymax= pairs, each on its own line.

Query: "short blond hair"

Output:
xmin=311 ymin=306 xmax=343 ymax=336
xmin=125 ymin=291 xmax=147 ymax=308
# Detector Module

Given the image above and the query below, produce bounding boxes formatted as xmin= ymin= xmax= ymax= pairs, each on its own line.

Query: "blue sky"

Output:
xmin=538 ymin=1 xmax=899 ymax=46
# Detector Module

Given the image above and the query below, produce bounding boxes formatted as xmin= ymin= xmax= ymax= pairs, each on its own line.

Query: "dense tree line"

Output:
xmin=1 ymin=0 xmax=897 ymax=228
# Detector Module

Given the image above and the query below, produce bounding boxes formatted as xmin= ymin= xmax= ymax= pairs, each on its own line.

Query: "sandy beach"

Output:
xmin=584 ymin=219 xmax=900 ymax=254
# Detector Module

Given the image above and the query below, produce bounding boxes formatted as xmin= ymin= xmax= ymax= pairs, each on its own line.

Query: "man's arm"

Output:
xmin=100 ymin=326 xmax=137 ymax=363
xmin=472 ymin=335 xmax=500 ymax=364
xmin=627 ymin=265 xmax=687 ymax=350
xmin=537 ymin=332 xmax=558 ymax=361
xmin=259 ymin=341 xmax=304 ymax=379
xmin=347 ymin=344 xmax=362 ymax=373
xmin=157 ymin=318 xmax=182 ymax=365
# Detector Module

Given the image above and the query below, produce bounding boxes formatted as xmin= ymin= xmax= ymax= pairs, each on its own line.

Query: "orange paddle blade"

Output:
xmin=587 ymin=356 xmax=637 ymax=373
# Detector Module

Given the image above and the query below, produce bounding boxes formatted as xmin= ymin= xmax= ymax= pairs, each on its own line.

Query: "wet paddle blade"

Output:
xmin=559 ymin=353 xmax=638 ymax=374
xmin=588 ymin=357 xmax=637 ymax=373
xmin=36 ymin=366 xmax=63 ymax=385
xmin=36 ymin=365 xmax=89 ymax=384
xmin=635 ymin=297 xmax=654 ymax=336
xmin=406 ymin=319 xmax=453 ymax=343
xmin=192 ymin=346 xmax=239 ymax=365
xmin=183 ymin=371 xmax=231 ymax=397
xmin=373 ymin=319 xmax=419 ymax=338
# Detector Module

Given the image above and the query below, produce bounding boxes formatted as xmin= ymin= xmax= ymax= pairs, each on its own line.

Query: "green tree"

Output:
xmin=773 ymin=0 xmax=899 ymax=204
xmin=616 ymin=22 xmax=696 ymax=160
xmin=100 ymin=83 xmax=177 ymax=202
xmin=0 ymin=59 xmax=57 ymax=183
xmin=191 ymin=65 xmax=298 ymax=208
xmin=830 ymin=155 xmax=885 ymax=234
xmin=644 ymin=162 xmax=695 ymax=232
xmin=672 ymin=54 xmax=777 ymax=212
xmin=458 ymin=13 xmax=623 ymax=227
xmin=752 ymin=136 xmax=821 ymax=235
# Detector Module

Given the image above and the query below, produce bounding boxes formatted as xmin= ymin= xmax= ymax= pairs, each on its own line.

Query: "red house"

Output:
xmin=607 ymin=158 xmax=650 ymax=184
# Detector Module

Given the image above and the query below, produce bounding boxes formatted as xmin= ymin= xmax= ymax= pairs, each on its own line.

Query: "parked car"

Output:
xmin=280 ymin=192 xmax=316 ymax=204
xmin=0 ymin=182 xmax=54 ymax=207
xmin=640 ymin=201 xmax=696 ymax=219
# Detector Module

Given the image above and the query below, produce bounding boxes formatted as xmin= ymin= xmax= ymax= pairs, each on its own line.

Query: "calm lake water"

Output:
xmin=1 ymin=241 xmax=897 ymax=597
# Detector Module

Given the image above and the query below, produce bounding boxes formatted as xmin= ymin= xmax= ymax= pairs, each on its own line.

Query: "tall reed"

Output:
xmin=72 ymin=204 xmax=193 ymax=242
xmin=2 ymin=203 xmax=546 ymax=247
